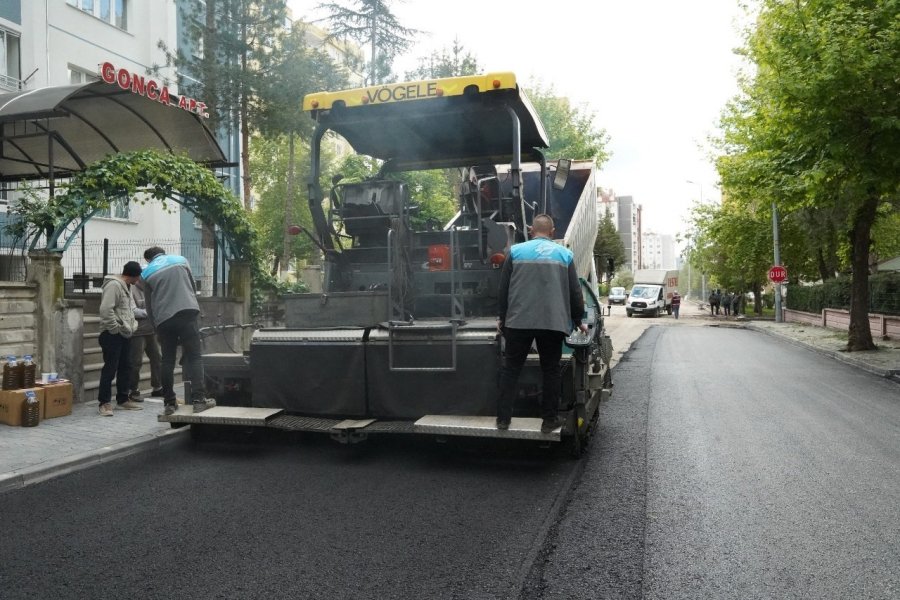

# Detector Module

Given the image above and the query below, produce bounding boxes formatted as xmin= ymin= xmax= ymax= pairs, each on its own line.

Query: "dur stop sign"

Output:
xmin=768 ymin=265 xmax=787 ymax=284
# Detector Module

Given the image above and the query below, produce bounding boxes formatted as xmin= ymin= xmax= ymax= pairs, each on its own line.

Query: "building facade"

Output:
xmin=0 ymin=0 xmax=239 ymax=293
xmin=640 ymin=231 xmax=676 ymax=270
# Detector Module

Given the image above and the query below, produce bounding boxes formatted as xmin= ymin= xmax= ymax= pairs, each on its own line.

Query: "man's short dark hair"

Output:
xmin=122 ymin=261 xmax=142 ymax=277
xmin=144 ymin=246 xmax=165 ymax=262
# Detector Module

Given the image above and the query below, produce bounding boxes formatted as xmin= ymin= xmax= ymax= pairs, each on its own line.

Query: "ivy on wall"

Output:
xmin=6 ymin=150 xmax=256 ymax=262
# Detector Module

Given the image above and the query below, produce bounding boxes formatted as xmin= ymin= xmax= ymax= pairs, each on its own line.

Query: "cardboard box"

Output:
xmin=42 ymin=382 xmax=73 ymax=419
xmin=0 ymin=388 xmax=46 ymax=426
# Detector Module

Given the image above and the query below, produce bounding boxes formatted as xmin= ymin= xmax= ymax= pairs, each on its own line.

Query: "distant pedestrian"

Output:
xmin=127 ymin=277 xmax=163 ymax=402
xmin=142 ymin=246 xmax=215 ymax=416
xmin=723 ymin=292 xmax=733 ymax=316
xmin=97 ymin=261 xmax=143 ymax=416
xmin=731 ymin=292 xmax=742 ymax=316
xmin=708 ymin=290 xmax=720 ymax=316
xmin=671 ymin=290 xmax=681 ymax=319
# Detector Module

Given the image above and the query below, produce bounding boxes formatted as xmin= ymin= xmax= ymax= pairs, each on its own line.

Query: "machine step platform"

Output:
xmin=158 ymin=409 xmax=563 ymax=442
xmin=158 ymin=406 xmax=283 ymax=426
xmin=413 ymin=415 xmax=562 ymax=441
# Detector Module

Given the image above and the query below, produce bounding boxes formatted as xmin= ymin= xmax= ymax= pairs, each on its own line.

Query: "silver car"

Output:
xmin=608 ymin=286 xmax=628 ymax=304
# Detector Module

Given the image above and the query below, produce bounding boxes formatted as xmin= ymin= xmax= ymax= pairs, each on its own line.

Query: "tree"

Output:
xmin=317 ymin=0 xmax=419 ymax=85
xmin=404 ymin=38 xmax=479 ymax=80
xmin=715 ymin=0 xmax=900 ymax=350
xmin=254 ymin=25 xmax=348 ymax=277
xmin=526 ymin=80 xmax=611 ymax=166
xmin=159 ymin=0 xmax=289 ymax=210
xmin=594 ymin=208 xmax=625 ymax=280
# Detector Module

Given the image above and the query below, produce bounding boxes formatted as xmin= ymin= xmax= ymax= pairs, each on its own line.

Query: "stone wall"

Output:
xmin=784 ymin=308 xmax=899 ymax=340
xmin=0 ymin=282 xmax=38 ymax=360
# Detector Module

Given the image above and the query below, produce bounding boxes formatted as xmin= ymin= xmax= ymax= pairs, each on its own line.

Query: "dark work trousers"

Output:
xmin=128 ymin=333 xmax=162 ymax=394
xmin=156 ymin=309 xmax=204 ymax=404
xmin=497 ymin=328 xmax=566 ymax=422
xmin=98 ymin=331 xmax=132 ymax=406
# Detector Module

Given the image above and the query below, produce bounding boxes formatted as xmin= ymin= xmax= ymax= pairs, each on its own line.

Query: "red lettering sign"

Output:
xmin=97 ymin=60 xmax=209 ymax=118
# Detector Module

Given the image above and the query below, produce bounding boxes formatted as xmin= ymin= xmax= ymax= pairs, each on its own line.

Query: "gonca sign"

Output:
xmin=99 ymin=61 xmax=209 ymax=118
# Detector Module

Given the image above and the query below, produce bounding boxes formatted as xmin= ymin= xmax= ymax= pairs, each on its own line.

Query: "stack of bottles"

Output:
xmin=3 ymin=355 xmax=41 ymax=427
xmin=2 ymin=355 xmax=37 ymax=390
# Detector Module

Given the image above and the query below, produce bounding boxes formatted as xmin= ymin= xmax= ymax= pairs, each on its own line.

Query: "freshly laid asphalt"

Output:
xmin=1 ymin=312 xmax=897 ymax=496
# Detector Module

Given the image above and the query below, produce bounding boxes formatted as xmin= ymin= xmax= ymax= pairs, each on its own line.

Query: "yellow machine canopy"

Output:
xmin=303 ymin=73 xmax=550 ymax=170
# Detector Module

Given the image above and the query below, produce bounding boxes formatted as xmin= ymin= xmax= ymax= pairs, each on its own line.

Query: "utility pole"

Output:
xmin=772 ymin=201 xmax=783 ymax=323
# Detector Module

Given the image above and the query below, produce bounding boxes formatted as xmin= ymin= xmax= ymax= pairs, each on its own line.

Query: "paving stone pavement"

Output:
xmin=1 ymin=316 xmax=897 ymax=494
xmin=0 ymin=385 xmax=188 ymax=494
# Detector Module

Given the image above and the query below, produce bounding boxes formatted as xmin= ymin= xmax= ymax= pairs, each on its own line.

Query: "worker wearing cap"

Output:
xmin=97 ymin=261 xmax=143 ymax=416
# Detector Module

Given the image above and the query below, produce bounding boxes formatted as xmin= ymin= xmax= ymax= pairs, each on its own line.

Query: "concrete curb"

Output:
xmin=0 ymin=426 xmax=190 ymax=495
xmin=743 ymin=322 xmax=897 ymax=381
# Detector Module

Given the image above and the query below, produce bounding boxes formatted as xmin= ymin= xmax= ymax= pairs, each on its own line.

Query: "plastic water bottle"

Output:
xmin=22 ymin=390 xmax=40 ymax=427
xmin=22 ymin=355 xmax=36 ymax=388
xmin=2 ymin=355 xmax=22 ymax=390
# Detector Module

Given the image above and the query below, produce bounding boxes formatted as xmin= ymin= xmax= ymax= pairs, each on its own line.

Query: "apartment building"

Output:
xmin=0 ymin=0 xmax=239 ymax=291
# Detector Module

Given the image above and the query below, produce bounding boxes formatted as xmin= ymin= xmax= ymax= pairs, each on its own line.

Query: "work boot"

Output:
xmin=540 ymin=415 xmax=565 ymax=434
xmin=163 ymin=403 xmax=178 ymax=416
xmin=98 ymin=403 xmax=113 ymax=417
xmin=116 ymin=400 xmax=144 ymax=410
xmin=128 ymin=391 xmax=143 ymax=402
xmin=192 ymin=398 xmax=216 ymax=413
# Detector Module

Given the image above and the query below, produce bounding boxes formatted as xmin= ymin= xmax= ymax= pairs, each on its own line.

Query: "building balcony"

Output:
xmin=0 ymin=73 xmax=21 ymax=92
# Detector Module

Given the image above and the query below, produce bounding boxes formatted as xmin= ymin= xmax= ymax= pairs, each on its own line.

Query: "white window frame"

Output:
xmin=67 ymin=0 xmax=128 ymax=30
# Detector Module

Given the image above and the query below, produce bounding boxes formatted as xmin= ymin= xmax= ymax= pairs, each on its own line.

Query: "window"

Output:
xmin=0 ymin=28 xmax=21 ymax=91
xmin=68 ymin=66 xmax=99 ymax=85
xmin=95 ymin=197 xmax=130 ymax=220
xmin=68 ymin=0 xmax=127 ymax=30
xmin=115 ymin=0 xmax=127 ymax=29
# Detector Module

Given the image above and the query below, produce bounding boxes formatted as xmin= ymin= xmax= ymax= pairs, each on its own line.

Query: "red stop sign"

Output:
xmin=768 ymin=265 xmax=787 ymax=283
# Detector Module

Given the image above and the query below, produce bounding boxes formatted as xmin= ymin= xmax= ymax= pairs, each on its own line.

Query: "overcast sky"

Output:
xmin=287 ymin=0 xmax=751 ymax=238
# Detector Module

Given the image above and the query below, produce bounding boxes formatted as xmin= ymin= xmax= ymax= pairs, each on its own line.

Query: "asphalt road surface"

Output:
xmin=528 ymin=324 xmax=900 ymax=599
xmin=2 ymin=323 xmax=898 ymax=600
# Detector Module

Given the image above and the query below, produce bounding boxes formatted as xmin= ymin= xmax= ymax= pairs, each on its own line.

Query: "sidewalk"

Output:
xmin=3 ymin=315 xmax=898 ymax=494
xmin=0 ymin=386 xmax=188 ymax=494
xmin=685 ymin=299 xmax=900 ymax=380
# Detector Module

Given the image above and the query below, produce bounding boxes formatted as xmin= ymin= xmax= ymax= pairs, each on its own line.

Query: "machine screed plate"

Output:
xmin=413 ymin=415 xmax=561 ymax=441
xmin=157 ymin=406 xmax=283 ymax=426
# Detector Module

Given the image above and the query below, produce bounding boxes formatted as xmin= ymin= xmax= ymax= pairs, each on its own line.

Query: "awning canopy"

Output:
xmin=0 ymin=81 xmax=228 ymax=182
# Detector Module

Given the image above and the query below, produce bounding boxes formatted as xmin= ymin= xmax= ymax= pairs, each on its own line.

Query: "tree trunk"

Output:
xmin=753 ymin=285 xmax=763 ymax=316
xmin=816 ymin=248 xmax=831 ymax=281
xmin=846 ymin=195 xmax=878 ymax=351
xmin=281 ymin=132 xmax=295 ymax=280
xmin=240 ymin=16 xmax=252 ymax=210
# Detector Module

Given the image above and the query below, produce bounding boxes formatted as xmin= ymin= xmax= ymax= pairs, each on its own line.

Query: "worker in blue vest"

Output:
xmin=496 ymin=214 xmax=587 ymax=434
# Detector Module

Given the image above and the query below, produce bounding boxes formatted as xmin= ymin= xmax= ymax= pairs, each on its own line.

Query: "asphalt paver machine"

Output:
xmin=162 ymin=73 xmax=613 ymax=456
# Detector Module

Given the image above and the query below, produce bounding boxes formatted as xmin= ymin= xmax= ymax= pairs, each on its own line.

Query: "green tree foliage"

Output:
xmin=526 ymin=80 xmax=611 ymax=165
xmin=404 ymin=38 xmax=479 ymax=80
xmin=715 ymin=0 xmax=900 ymax=350
xmin=253 ymin=26 xmax=348 ymax=276
xmin=594 ymin=208 xmax=625 ymax=279
xmin=160 ymin=0 xmax=290 ymax=209
xmin=6 ymin=151 xmax=256 ymax=265
xmin=317 ymin=0 xmax=419 ymax=85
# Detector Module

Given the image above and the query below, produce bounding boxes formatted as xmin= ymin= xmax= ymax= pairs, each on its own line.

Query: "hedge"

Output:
xmin=785 ymin=271 xmax=900 ymax=315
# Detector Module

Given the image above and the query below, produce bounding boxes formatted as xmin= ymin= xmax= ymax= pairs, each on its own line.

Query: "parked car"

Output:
xmin=608 ymin=286 xmax=628 ymax=304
